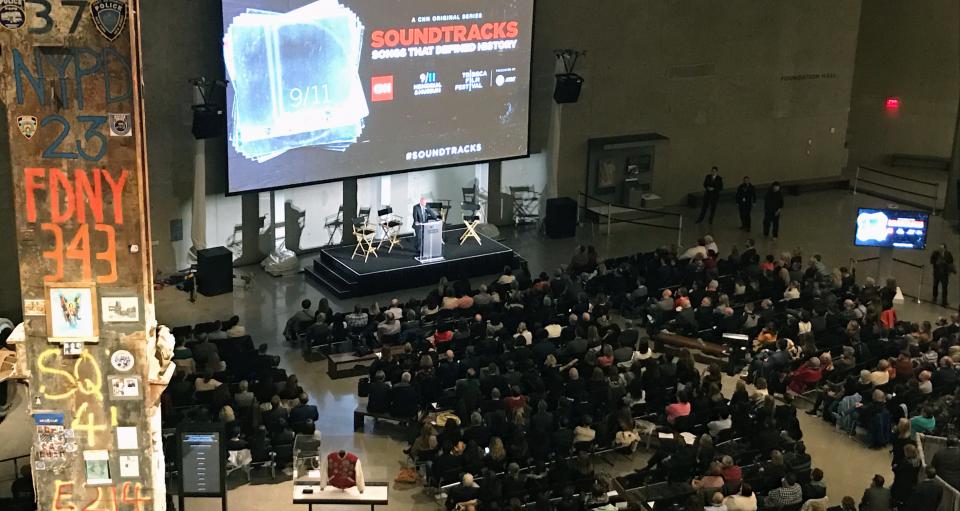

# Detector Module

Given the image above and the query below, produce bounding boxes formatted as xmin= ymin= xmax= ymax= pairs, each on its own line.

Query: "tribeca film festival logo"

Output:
xmin=371 ymin=75 xmax=394 ymax=102
xmin=455 ymin=69 xmax=487 ymax=92
xmin=413 ymin=71 xmax=442 ymax=96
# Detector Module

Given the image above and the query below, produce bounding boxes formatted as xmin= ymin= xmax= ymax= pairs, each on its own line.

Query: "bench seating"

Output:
xmin=687 ymin=176 xmax=849 ymax=207
xmin=655 ymin=332 xmax=727 ymax=358
xmin=353 ymin=403 xmax=417 ymax=431
xmin=889 ymin=153 xmax=950 ymax=170
xmin=327 ymin=345 xmax=403 ymax=379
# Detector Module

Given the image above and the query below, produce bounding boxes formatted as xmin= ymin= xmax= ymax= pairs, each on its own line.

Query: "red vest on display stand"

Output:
xmin=327 ymin=451 xmax=359 ymax=489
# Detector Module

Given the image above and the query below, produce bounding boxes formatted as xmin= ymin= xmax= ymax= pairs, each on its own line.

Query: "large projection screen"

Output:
xmin=222 ymin=0 xmax=535 ymax=194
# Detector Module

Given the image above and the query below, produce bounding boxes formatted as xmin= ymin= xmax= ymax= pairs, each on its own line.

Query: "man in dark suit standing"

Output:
xmin=763 ymin=181 xmax=784 ymax=240
xmin=412 ymin=196 xmax=439 ymax=256
xmin=696 ymin=166 xmax=723 ymax=224
xmin=736 ymin=176 xmax=756 ymax=231
xmin=908 ymin=467 xmax=944 ymax=509
xmin=930 ymin=243 xmax=956 ymax=307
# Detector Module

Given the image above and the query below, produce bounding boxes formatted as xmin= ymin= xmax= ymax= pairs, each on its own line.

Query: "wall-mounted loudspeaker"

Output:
xmin=554 ymin=73 xmax=584 ymax=104
xmin=192 ymin=103 xmax=226 ymax=140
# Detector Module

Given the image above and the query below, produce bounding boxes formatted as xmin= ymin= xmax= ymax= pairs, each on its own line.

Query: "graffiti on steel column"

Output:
xmin=52 ymin=481 xmax=152 ymax=511
xmin=23 ymin=167 xmax=127 ymax=283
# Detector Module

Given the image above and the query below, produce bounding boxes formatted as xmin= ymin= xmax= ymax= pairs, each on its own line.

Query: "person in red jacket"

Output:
xmin=787 ymin=357 xmax=823 ymax=395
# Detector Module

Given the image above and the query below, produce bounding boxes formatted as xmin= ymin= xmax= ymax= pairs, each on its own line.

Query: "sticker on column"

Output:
xmin=109 ymin=375 xmax=141 ymax=400
xmin=16 ymin=115 xmax=36 ymax=139
xmin=109 ymin=113 xmax=132 ymax=137
xmin=91 ymin=0 xmax=127 ymax=41
xmin=23 ymin=299 xmax=45 ymax=316
xmin=111 ymin=350 xmax=134 ymax=372
xmin=0 ymin=1 xmax=26 ymax=31
xmin=119 ymin=455 xmax=140 ymax=478
xmin=62 ymin=341 xmax=83 ymax=356
xmin=83 ymin=450 xmax=112 ymax=485
xmin=101 ymin=296 xmax=139 ymax=322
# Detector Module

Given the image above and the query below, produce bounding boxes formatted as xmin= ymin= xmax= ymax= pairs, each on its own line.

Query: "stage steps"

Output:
xmin=304 ymin=255 xmax=355 ymax=298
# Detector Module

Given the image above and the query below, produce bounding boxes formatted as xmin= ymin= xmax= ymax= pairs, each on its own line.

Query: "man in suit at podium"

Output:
xmin=413 ymin=197 xmax=439 ymax=255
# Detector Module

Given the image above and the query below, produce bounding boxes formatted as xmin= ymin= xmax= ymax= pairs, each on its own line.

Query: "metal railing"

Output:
xmin=577 ymin=192 xmax=684 ymax=256
xmin=0 ymin=453 xmax=29 ymax=499
xmin=850 ymin=256 xmax=925 ymax=303
xmin=916 ymin=434 xmax=960 ymax=511
xmin=853 ymin=165 xmax=941 ymax=214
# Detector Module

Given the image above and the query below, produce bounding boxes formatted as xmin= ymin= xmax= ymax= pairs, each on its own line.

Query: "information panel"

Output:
xmin=222 ymin=0 xmax=535 ymax=193
xmin=179 ymin=432 xmax=223 ymax=496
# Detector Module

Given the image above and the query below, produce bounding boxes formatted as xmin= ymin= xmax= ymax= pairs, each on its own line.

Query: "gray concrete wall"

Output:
xmin=531 ymin=0 xmax=862 ymax=203
xmin=140 ymin=0 xmax=228 ymax=273
xmin=847 ymin=0 xmax=960 ymax=171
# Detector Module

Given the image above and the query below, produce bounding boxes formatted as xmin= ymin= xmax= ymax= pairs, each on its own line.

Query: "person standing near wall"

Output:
xmin=763 ymin=182 xmax=784 ymax=240
xmin=697 ymin=166 xmax=724 ymax=224
xmin=930 ymin=243 xmax=956 ymax=307
xmin=736 ymin=176 xmax=756 ymax=231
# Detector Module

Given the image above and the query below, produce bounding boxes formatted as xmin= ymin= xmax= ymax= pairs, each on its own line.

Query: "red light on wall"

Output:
xmin=885 ymin=97 xmax=901 ymax=110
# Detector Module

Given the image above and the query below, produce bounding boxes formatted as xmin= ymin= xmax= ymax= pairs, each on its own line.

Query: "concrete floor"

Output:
xmin=1 ymin=187 xmax=957 ymax=509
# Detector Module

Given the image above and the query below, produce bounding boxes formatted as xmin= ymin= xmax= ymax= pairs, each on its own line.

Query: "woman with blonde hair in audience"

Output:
xmin=890 ymin=443 xmax=921 ymax=507
xmin=409 ymin=423 xmax=438 ymax=460
xmin=484 ymin=437 xmax=507 ymax=472
xmin=692 ymin=461 xmax=725 ymax=497
xmin=219 ymin=405 xmax=240 ymax=438
xmin=891 ymin=418 xmax=915 ymax=466
xmin=917 ymin=320 xmax=933 ymax=344
xmin=219 ymin=405 xmax=236 ymax=423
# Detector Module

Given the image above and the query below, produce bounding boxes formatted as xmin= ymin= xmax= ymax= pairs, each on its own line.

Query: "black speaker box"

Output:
xmin=197 ymin=247 xmax=233 ymax=296
xmin=545 ymin=197 xmax=577 ymax=239
xmin=192 ymin=103 xmax=226 ymax=139
xmin=553 ymin=73 xmax=584 ymax=104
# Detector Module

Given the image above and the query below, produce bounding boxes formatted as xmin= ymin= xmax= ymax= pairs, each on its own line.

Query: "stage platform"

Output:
xmin=305 ymin=228 xmax=519 ymax=298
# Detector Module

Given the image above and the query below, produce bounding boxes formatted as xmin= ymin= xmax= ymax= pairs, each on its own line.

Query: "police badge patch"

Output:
xmin=90 ymin=0 xmax=127 ymax=41
xmin=0 ymin=0 xmax=26 ymax=30
xmin=17 ymin=115 xmax=37 ymax=140
xmin=109 ymin=113 xmax=132 ymax=136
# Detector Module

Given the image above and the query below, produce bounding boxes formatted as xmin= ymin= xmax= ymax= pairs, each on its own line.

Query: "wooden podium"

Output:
xmin=416 ymin=220 xmax=444 ymax=263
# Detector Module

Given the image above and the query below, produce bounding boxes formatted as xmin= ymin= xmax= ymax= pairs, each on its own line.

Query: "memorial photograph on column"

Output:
xmin=222 ymin=0 xmax=535 ymax=194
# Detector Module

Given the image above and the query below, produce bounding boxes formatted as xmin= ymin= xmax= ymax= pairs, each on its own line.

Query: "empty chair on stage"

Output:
xmin=460 ymin=202 xmax=482 ymax=246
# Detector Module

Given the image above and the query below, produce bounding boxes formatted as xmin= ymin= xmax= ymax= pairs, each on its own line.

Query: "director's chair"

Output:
xmin=377 ymin=206 xmax=404 ymax=253
xmin=350 ymin=217 xmax=378 ymax=262
xmin=323 ymin=206 xmax=344 ymax=246
xmin=459 ymin=202 xmax=482 ymax=246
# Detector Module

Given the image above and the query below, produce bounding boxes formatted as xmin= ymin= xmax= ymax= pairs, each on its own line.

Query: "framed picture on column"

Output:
xmin=45 ymin=283 xmax=99 ymax=343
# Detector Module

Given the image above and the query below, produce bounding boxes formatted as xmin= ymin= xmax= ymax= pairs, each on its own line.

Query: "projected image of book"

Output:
xmin=224 ymin=0 xmax=367 ymax=162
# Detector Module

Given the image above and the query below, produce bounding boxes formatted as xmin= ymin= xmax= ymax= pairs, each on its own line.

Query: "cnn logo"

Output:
xmin=371 ymin=76 xmax=394 ymax=102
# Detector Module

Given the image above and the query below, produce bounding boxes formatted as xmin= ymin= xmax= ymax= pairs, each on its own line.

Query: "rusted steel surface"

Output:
xmin=0 ymin=1 xmax=164 ymax=509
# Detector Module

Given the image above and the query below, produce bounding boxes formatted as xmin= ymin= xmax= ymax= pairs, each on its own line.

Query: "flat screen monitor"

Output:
xmin=179 ymin=431 xmax=223 ymax=496
xmin=221 ymin=0 xmax=535 ymax=194
xmin=854 ymin=208 xmax=929 ymax=250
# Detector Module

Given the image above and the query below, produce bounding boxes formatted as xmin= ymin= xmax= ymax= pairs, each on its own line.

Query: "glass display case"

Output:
xmin=292 ymin=433 xmax=324 ymax=485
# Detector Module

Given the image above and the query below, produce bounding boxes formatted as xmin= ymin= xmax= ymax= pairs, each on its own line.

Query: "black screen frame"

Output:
xmin=853 ymin=207 xmax=931 ymax=251
xmin=177 ymin=424 xmax=227 ymax=498
xmin=219 ymin=0 xmax=537 ymax=197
